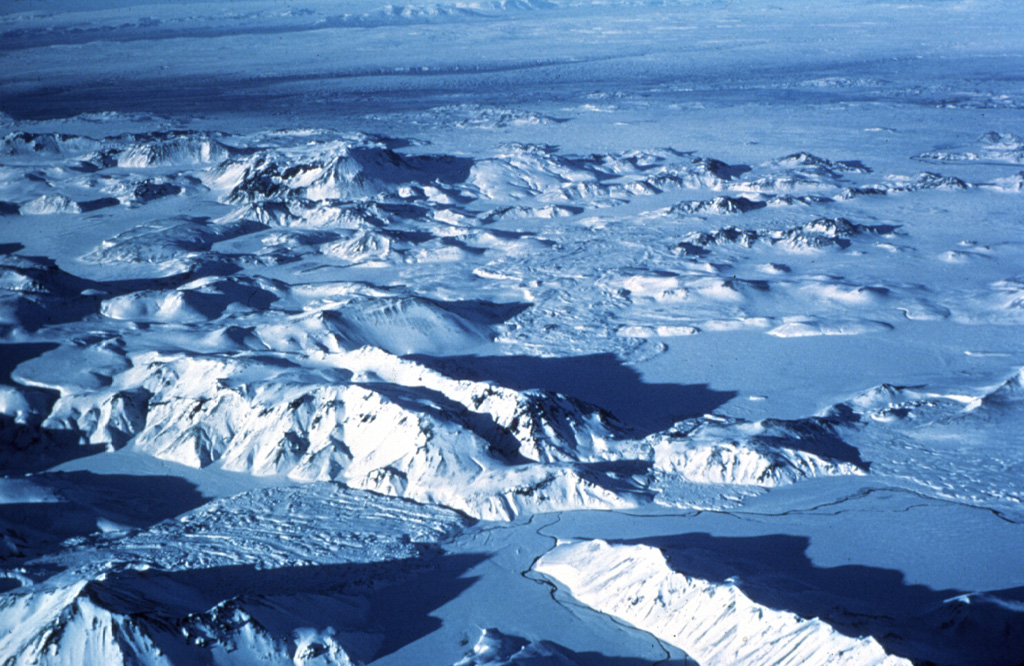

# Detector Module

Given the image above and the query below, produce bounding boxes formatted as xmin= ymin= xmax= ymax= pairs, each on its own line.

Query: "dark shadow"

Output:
xmin=405 ymin=353 xmax=737 ymax=437
xmin=838 ymin=159 xmax=873 ymax=173
xmin=0 ymin=342 xmax=59 ymax=384
xmin=99 ymin=553 xmax=484 ymax=610
xmin=0 ymin=343 xmax=74 ymax=473
xmin=755 ymin=413 xmax=868 ymax=469
xmin=632 ymin=532 xmax=938 ymax=615
xmin=96 ymin=259 xmax=244 ymax=294
xmin=381 ymin=228 xmax=435 ymax=244
xmin=428 ymin=299 xmax=531 ymax=327
xmin=78 ymin=197 xmax=121 ymax=212
xmin=0 ymin=471 xmax=208 ymax=563
xmin=414 ymin=154 xmax=474 ymax=187
xmin=68 ymin=160 xmax=103 ymax=174
xmin=43 ymin=470 xmax=208 ymax=527
xmin=165 ymin=281 xmax=281 ymax=319
xmin=713 ymin=161 xmax=752 ymax=180
xmin=584 ymin=459 xmax=653 ymax=477
xmin=675 ymin=241 xmax=710 ymax=257
xmin=0 ymin=242 xmax=23 ymax=254
xmin=0 ymin=422 xmax=105 ymax=475
xmin=732 ymin=197 xmax=768 ymax=212
xmin=868 ymin=223 xmax=901 ymax=236
xmin=133 ymin=182 xmax=182 ymax=202
xmin=616 ymin=532 xmax=1024 ymax=666
xmin=350 ymin=146 xmax=474 ymax=189
xmin=556 ymin=651 xmax=692 ymax=666
xmin=0 ymin=201 xmax=19 ymax=216
xmin=841 ymin=186 xmax=887 ymax=198
xmin=348 ymin=379 xmax=653 ymax=499
xmin=358 ymin=381 xmax=530 ymax=464
xmin=0 ymin=253 xmax=95 ymax=293
xmin=672 ymin=196 xmax=766 ymax=215
xmin=453 ymin=631 xmax=694 ymax=665
xmin=368 ymin=201 xmax=434 ymax=223
xmin=1 ymin=294 xmax=105 ymax=333
xmin=438 ymin=236 xmax=487 ymax=255
xmin=0 ymin=253 xmax=240 ymax=331
xmin=366 ymin=553 xmax=487 ymax=659
xmin=93 ymin=552 xmax=486 ymax=663
xmin=666 ymin=158 xmax=752 ymax=181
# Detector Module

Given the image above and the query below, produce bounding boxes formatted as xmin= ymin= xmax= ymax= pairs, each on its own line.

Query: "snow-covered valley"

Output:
xmin=2 ymin=1 xmax=1023 ymax=664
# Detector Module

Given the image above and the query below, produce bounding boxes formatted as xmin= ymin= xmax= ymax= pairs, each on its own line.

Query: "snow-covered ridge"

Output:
xmin=3 ymin=123 xmax=1016 ymax=521
xmin=0 ymin=483 xmax=464 ymax=666
xmin=23 ymin=342 xmax=872 ymax=520
xmin=2 ymin=129 xmax=231 ymax=167
xmin=534 ymin=539 xmax=912 ymax=666
xmin=823 ymin=368 xmax=1024 ymax=515
xmin=36 ymin=347 xmax=640 ymax=520
xmin=206 ymin=133 xmax=473 ymax=206
xmin=12 ymin=128 xmax=960 ymax=224
xmin=916 ymin=132 xmax=1024 ymax=166
xmin=650 ymin=413 xmax=865 ymax=489
xmin=674 ymin=217 xmax=897 ymax=256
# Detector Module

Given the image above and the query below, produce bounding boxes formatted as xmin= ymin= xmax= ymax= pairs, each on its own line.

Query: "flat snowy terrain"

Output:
xmin=1 ymin=0 xmax=1023 ymax=664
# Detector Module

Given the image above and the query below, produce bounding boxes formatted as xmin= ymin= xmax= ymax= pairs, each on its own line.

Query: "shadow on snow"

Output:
xmin=615 ymin=532 xmax=1024 ymax=666
xmin=93 ymin=552 xmax=487 ymax=663
xmin=406 ymin=352 xmax=737 ymax=438
xmin=1 ymin=471 xmax=208 ymax=565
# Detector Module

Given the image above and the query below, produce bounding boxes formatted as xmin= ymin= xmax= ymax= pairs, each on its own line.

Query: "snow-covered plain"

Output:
xmin=1 ymin=0 xmax=1023 ymax=664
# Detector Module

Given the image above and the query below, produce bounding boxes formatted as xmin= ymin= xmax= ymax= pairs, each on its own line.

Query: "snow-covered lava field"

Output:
xmin=1 ymin=1 xmax=1023 ymax=664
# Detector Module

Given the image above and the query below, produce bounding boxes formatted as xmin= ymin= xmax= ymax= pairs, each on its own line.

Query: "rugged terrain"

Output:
xmin=2 ymin=1 xmax=1023 ymax=664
